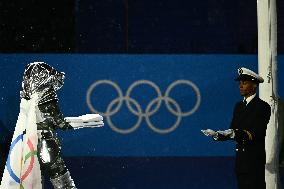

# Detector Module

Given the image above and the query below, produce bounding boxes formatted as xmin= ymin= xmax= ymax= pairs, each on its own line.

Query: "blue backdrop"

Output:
xmin=1 ymin=54 xmax=284 ymax=189
xmin=0 ymin=54 xmax=283 ymax=157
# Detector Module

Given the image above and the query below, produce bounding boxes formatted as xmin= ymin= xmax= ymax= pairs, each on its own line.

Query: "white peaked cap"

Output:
xmin=235 ymin=67 xmax=264 ymax=83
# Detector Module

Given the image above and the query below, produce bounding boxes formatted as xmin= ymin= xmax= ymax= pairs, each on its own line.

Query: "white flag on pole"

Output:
xmin=0 ymin=94 xmax=42 ymax=189
xmin=257 ymin=0 xmax=280 ymax=188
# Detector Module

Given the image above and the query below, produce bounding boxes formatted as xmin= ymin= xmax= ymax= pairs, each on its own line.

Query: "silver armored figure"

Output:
xmin=21 ymin=62 xmax=76 ymax=189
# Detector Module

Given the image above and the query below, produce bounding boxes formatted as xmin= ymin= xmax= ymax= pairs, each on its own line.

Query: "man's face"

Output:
xmin=239 ymin=80 xmax=256 ymax=98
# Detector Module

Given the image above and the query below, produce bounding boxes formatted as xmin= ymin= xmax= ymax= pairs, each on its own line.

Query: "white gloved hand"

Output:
xmin=201 ymin=129 xmax=218 ymax=137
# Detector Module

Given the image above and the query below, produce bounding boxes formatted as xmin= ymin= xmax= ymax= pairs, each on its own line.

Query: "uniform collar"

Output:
xmin=244 ymin=93 xmax=256 ymax=105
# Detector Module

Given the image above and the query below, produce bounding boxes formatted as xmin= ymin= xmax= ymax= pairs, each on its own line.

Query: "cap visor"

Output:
xmin=234 ymin=74 xmax=258 ymax=82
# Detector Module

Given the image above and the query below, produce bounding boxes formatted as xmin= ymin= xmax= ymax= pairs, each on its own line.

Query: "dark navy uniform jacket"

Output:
xmin=217 ymin=96 xmax=271 ymax=173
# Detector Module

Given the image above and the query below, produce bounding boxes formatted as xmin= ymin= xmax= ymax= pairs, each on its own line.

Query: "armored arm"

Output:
xmin=38 ymin=100 xmax=73 ymax=130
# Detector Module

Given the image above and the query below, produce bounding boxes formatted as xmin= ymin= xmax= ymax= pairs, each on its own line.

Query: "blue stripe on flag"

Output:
xmin=7 ymin=134 xmax=23 ymax=184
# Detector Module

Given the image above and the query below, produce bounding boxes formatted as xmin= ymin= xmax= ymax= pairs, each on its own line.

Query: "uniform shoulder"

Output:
xmin=256 ymin=97 xmax=271 ymax=109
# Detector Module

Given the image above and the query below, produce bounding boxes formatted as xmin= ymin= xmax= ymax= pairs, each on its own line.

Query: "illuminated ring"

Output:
xmin=86 ymin=80 xmax=123 ymax=116
xmin=7 ymin=134 xmax=36 ymax=184
xmin=107 ymin=97 xmax=143 ymax=134
xmin=165 ymin=80 xmax=201 ymax=116
xmin=7 ymin=134 xmax=23 ymax=183
xmin=145 ymin=97 xmax=182 ymax=134
xmin=125 ymin=80 xmax=162 ymax=116
xmin=86 ymin=79 xmax=201 ymax=134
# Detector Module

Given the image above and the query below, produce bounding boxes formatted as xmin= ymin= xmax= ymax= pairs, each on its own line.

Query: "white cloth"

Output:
xmin=201 ymin=129 xmax=217 ymax=137
xmin=217 ymin=129 xmax=235 ymax=139
xmin=68 ymin=121 xmax=104 ymax=130
xmin=65 ymin=114 xmax=104 ymax=130
xmin=0 ymin=94 xmax=42 ymax=189
xmin=65 ymin=114 xmax=103 ymax=123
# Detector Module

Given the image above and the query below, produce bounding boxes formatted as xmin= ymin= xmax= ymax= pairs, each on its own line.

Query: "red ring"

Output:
xmin=20 ymin=139 xmax=35 ymax=181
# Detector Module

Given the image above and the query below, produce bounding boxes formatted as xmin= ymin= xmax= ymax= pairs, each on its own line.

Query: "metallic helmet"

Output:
xmin=20 ymin=62 xmax=65 ymax=99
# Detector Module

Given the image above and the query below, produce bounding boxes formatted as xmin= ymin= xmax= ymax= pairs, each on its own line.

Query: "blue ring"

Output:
xmin=6 ymin=134 xmax=23 ymax=183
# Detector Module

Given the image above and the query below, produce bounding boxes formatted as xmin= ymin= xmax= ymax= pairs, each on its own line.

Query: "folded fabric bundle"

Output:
xmin=70 ymin=121 xmax=104 ymax=128
xmin=65 ymin=114 xmax=103 ymax=123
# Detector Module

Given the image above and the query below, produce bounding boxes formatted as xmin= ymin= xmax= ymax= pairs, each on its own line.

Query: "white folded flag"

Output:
xmin=65 ymin=114 xmax=103 ymax=123
xmin=0 ymin=94 xmax=42 ymax=189
xmin=201 ymin=129 xmax=217 ymax=137
xmin=69 ymin=121 xmax=104 ymax=129
xmin=65 ymin=114 xmax=104 ymax=129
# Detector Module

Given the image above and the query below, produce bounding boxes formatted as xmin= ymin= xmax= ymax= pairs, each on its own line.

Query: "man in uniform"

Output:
xmin=202 ymin=67 xmax=271 ymax=189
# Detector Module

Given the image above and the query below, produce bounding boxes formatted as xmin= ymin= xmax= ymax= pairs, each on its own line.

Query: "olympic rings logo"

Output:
xmin=7 ymin=134 xmax=37 ymax=188
xmin=86 ymin=80 xmax=201 ymax=134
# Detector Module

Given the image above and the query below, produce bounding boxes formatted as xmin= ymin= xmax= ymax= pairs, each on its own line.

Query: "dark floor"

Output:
xmin=1 ymin=155 xmax=284 ymax=188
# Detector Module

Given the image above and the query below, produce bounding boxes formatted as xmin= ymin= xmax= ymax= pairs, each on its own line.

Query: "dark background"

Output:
xmin=0 ymin=0 xmax=283 ymax=53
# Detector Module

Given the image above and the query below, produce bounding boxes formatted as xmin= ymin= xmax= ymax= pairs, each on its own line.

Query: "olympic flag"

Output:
xmin=0 ymin=94 xmax=42 ymax=189
xmin=257 ymin=0 xmax=280 ymax=188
